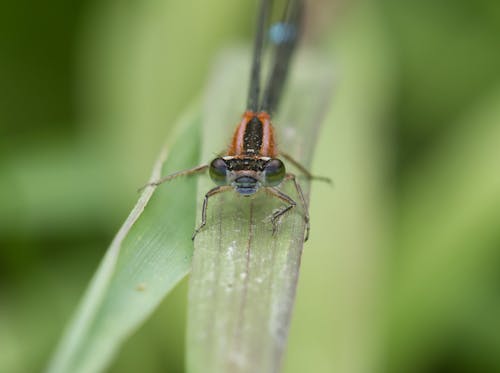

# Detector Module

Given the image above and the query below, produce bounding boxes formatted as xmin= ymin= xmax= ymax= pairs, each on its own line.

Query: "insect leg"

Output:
xmin=265 ymin=187 xmax=297 ymax=236
xmin=138 ymin=164 xmax=208 ymax=192
xmin=284 ymin=172 xmax=310 ymax=241
xmin=280 ymin=152 xmax=331 ymax=184
xmin=192 ymin=185 xmax=232 ymax=240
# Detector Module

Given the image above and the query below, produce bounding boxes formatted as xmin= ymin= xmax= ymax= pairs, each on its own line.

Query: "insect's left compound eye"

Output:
xmin=209 ymin=158 xmax=228 ymax=185
xmin=264 ymin=158 xmax=286 ymax=186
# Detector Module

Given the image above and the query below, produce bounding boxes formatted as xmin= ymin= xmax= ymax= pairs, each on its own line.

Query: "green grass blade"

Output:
xmin=186 ymin=50 xmax=333 ymax=373
xmin=46 ymin=108 xmax=201 ymax=373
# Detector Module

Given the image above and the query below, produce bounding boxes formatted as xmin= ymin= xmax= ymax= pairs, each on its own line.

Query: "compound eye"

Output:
xmin=209 ymin=158 xmax=228 ymax=185
xmin=264 ymin=158 xmax=286 ymax=186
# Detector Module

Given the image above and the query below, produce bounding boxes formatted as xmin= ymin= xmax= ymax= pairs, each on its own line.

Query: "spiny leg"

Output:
xmin=265 ymin=187 xmax=297 ymax=236
xmin=192 ymin=185 xmax=232 ymax=240
xmin=284 ymin=172 xmax=310 ymax=241
xmin=138 ymin=164 xmax=208 ymax=192
xmin=280 ymin=151 xmax=332 ymax=184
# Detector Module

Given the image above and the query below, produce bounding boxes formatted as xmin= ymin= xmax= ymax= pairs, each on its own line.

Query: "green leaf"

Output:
xmin=47 ymin=46 xmax=332 ymax=373
xmin=186 ymin=49 xmax=333 ymax=373
xmin=46 ymin=108 xmax=201 ymax=373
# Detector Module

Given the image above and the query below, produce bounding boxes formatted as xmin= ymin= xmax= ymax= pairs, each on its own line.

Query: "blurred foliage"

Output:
xmin=1 ymin=0 xmax=499 ymax=372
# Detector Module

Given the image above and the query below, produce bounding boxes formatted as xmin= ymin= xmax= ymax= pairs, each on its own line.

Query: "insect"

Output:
xmin=144 ymin=0 xmax=329 ymax=240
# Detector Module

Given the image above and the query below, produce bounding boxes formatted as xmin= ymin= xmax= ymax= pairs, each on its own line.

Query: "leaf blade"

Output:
xmin=47 ymin=108 xmax=201 ymax=373
xmin=186 ymin=49 xmax=333 ymax=373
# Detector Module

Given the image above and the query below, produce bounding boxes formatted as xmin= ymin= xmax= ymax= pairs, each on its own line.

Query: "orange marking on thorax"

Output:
xmin=227 ymin=111 xmax=278 ymax=157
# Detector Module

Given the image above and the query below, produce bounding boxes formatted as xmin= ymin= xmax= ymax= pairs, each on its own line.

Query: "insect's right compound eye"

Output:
xmin=209 ymin=158 xmax=228 ymax=185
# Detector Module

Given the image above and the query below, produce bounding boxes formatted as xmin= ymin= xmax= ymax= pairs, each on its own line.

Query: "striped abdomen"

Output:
xmin=227 ymin=111 xmax=277 ymax=157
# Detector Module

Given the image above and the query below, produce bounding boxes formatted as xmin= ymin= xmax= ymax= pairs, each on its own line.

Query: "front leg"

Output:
xmin=192 ymin=185 xmax=232 ymax=240
xmin=265 ymin=187 xmax=297 ymax=236
xmin=265 ymin=173 xmax=311 ymax=241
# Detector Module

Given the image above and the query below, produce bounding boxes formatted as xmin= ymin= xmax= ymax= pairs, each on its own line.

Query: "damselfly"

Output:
xmin=144 ymin=0 xmax=329 ymax=240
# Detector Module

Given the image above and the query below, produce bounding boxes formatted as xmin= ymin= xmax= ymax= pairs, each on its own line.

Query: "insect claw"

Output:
xmin=270 ymin=216 xmax=279 ymax=235
xmin=191 ymin=229 xmax=199 ymax=241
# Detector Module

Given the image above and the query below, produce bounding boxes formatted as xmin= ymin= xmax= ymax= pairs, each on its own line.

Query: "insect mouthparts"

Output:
xmin=234 ymin=176 xmax=259 ymax=195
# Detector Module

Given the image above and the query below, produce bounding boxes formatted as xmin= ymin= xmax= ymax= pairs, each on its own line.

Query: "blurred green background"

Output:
xmin=1 ymin=0 xmax=500 ymax=372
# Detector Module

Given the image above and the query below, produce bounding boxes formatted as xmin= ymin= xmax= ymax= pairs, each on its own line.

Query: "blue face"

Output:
xmin=233 ymin=175 xmax=259 ymax=195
